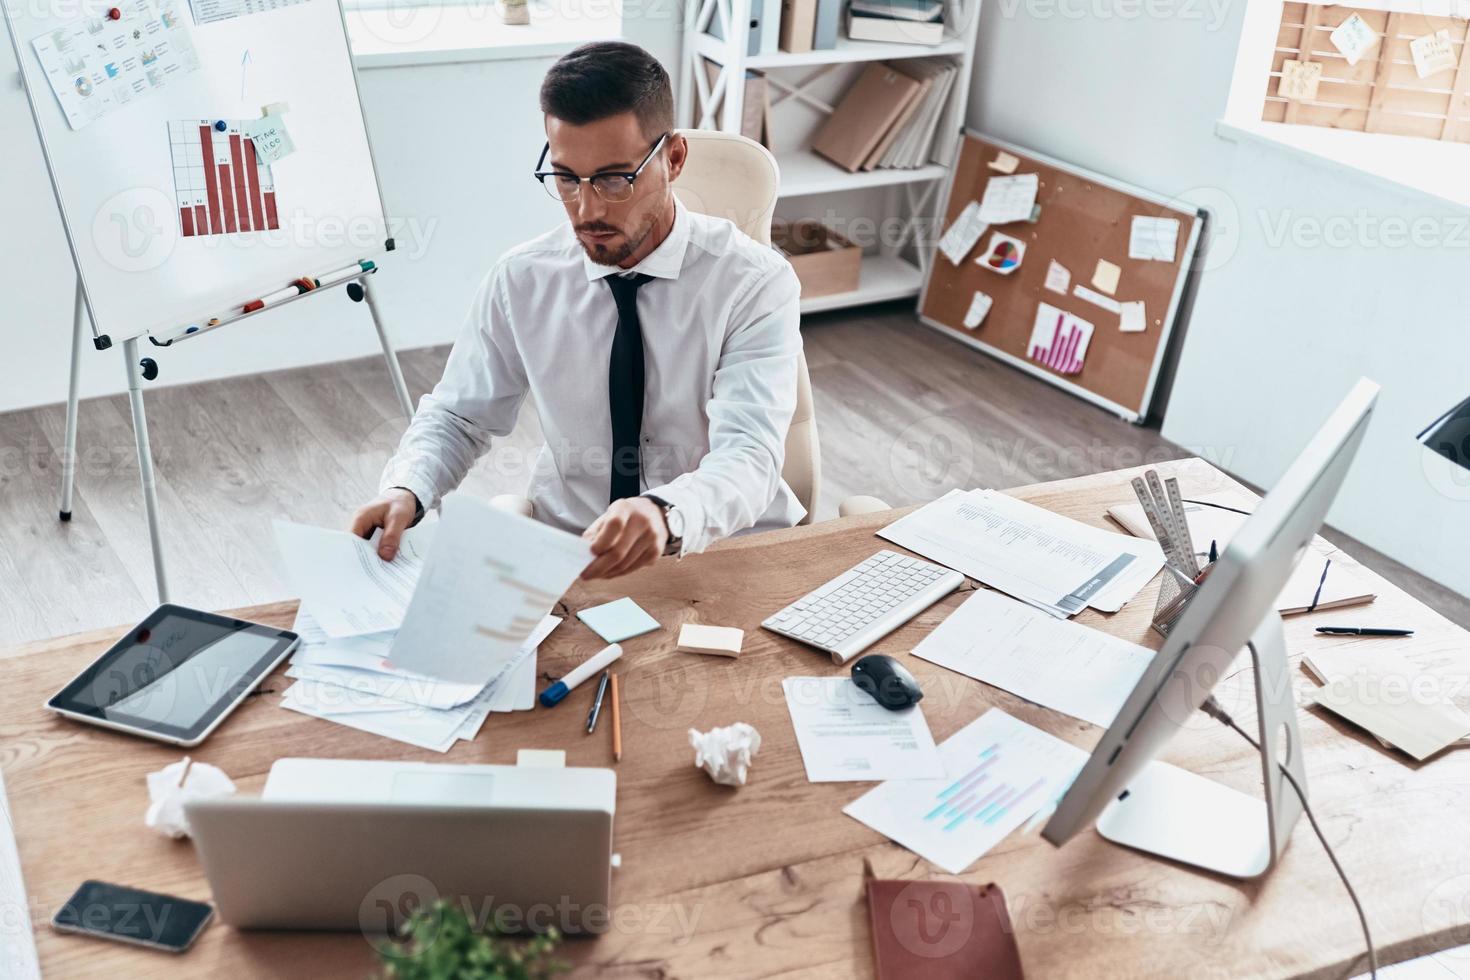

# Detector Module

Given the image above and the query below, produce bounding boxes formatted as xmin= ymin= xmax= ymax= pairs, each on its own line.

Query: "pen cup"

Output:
xmin=1152 ymin=563 xmax=1206 ymax=637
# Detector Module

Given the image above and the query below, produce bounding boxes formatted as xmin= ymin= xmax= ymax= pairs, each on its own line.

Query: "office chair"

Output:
xmin=673 ymin=129 xmax=820 ymax=524
xmin=673 ymin=132 xmax=887 ymax=519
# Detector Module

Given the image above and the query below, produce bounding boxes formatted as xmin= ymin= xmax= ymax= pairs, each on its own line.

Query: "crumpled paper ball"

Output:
xmin=689 ymin=723 xmax=762 ymax=786
xmin=145 ymin=757 xmax=237 ymax=839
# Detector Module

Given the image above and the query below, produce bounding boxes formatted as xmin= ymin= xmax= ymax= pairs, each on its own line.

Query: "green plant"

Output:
xmin=378 ymin=901 xmax=568 ymax=980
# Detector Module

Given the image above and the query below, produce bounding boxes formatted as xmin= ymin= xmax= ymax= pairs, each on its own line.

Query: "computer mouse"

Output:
xmin=851 ymin=654 xmax=923 ymax=710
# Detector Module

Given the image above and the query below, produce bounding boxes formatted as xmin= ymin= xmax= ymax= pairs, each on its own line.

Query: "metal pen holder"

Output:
xmin=1152 ymin=562 xmax=1209 ymax=637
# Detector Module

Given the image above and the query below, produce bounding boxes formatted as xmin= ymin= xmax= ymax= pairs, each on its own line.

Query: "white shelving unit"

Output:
xmin=678 ymin=0 xmax=981 ymax=313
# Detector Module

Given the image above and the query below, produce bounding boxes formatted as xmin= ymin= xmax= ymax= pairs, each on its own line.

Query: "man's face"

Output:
xmin=544 ymin=111 xmax=683 ymax=267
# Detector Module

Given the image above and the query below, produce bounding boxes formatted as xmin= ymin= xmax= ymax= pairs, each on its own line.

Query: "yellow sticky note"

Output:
xmin=988 ymin=151 xmax=1020 ymax=174
xmin=1279 ymin=59 xmax=1322 ymax=100
xmin=1091 ymin=259 xmax=1121 ymax=296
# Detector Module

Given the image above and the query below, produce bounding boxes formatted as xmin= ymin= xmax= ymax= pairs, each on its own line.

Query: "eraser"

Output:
xmin=677 ymin=623 xmax=744 ymax=658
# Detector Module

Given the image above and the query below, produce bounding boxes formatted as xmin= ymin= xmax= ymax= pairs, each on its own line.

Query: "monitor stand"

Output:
xmin=1095 ymin=613 xmax=1307 ymax=879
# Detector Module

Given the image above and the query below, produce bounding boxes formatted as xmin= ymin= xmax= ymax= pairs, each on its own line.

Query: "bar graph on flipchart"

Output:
xmin=168 ymin=119 xmax=279 ymax=237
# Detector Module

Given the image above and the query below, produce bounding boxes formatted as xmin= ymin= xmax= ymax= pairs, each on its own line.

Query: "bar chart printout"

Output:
xmin=1027 ymin=302 xmax=1095 ymax=376
xmin=168 ymin=119 xmax=280 ymax=238
xmin=844 ymin=708 xmax=1087 ymax=874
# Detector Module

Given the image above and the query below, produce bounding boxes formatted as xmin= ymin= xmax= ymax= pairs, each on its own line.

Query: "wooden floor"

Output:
xmin=2 ymin=305 xmax=1464 ymax=646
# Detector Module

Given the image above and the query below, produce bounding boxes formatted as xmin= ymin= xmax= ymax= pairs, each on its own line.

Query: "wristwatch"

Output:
xmin=643 ymin=494 xmax=684 ymax=556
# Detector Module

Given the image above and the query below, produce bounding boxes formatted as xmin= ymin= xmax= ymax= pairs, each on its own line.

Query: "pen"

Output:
xmin=539 ymin=643 xmax=623 ymax=707
xmin=586 ymin=670 xmax=610 ymax=733
xmin=1208 ymin=539 xmax=1218 ymax=564
xmin=1315 ymin=627 xmax=1415 ymax=637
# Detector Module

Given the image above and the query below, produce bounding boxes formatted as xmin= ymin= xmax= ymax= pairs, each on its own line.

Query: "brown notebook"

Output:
xmin=866 ymin=879 xmax=1024 ymax=980
xmin=810 ymin=63 xmax=924 ymax=172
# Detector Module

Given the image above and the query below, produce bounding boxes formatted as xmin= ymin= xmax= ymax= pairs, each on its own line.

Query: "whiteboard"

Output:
xmin=4 ymin=0 xmax=388 ymax=344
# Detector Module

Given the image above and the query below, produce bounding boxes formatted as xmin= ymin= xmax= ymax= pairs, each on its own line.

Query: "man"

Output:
xmin=350 ymin=41 xmax=804 ymax=580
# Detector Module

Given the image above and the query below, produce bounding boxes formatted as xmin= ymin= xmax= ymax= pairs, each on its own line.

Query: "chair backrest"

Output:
xmin=673 ymin=130 xmax=821 ymax=524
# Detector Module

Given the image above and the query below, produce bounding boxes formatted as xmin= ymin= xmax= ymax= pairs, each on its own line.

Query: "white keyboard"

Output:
xmin=762 ymin=550 xmax=965 ymax=664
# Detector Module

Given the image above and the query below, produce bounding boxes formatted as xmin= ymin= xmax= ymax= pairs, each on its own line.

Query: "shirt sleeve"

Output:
xmin=379 ymin=264 xmax=530 ymax=511
xmin=644 ymin=260 xmax=803 ymax=555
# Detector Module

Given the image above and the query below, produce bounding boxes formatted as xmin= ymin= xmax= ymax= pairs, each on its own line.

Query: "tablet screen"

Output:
xmin=49 ymin=606 xmax=296 ymax=742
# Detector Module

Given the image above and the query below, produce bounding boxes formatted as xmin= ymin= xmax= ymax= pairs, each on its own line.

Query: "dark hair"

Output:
xmin=539 ymin=41 xmax=674 ymax=138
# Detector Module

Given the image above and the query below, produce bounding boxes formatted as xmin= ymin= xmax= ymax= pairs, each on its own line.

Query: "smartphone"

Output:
xmin=52 ymin=880 xmax=213 ymax=953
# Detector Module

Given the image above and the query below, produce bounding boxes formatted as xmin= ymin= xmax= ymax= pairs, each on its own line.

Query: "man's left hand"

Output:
xmin=581 ymin=497 xmax=670 ymax=580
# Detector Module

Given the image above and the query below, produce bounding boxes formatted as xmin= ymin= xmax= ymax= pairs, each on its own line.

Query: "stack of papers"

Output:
xmin=272 ymin=495 xmax=595 ymax=751
xmin=879 ymin=490 xmax=1164 ymax=617
xmin=280 ymin=608 xmax=559 ymax=752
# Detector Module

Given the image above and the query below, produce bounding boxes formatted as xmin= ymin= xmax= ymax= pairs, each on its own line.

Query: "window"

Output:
xmin=1220 ymin=0 xmax=1470 ymax=209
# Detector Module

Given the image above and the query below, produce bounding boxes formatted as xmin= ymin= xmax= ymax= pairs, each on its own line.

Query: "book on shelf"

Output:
xmin=877 ymin=57 xmax=956 ymax=169
xmin=813 ymin=0 xmax=844 ymax=48
xmin=846 ymin=8 xmax=946 ymax=44
xmin=850 ymin=0 xmax=945 ymax=20
xmin=779 ymin=0 xmax=818 ymax=52
xmin=810 ymin=62 xmax=926 ymax=171
xmin=698 ymin=60 xmax=773 ymax=148
xmin=811 ymin=57 xmax=958 ymax=172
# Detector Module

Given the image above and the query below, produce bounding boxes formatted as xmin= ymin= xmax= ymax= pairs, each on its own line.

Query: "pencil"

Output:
xmin=609 ymin=673 xmax=622 ymax=762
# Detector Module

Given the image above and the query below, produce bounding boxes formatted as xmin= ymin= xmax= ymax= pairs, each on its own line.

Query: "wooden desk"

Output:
xmin=5 ymin=458 xmax=1469 ymax=979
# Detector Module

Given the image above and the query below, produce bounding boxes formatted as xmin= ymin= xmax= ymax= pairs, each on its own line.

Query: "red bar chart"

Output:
xmin=1027 ymin=302 xmax=1095 ymax=376
xmin=168 ymin=119 xmax=280 ymax=238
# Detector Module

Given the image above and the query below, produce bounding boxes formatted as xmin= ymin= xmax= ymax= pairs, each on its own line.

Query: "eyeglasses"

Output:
xmin=534 ymin=132 xmax=670 ymax=203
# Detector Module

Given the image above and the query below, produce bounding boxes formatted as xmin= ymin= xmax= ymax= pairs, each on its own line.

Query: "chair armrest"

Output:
xmin=837 ymin=495 xmax=892 ymax=518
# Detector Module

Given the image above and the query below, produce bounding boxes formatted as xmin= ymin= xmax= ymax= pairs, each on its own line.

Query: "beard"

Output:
xmin=576 ymin=210 xmax=658 ymax=267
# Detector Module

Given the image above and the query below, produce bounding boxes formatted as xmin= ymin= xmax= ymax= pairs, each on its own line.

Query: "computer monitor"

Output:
xmin=1042 ymin=377 xmax=1380 ymax=879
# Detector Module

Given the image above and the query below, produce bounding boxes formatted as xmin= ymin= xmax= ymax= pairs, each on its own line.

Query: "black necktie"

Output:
xmin=604 ymin=272 xmax=654 ymax=503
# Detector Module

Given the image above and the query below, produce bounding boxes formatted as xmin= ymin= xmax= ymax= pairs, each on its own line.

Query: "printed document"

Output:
xmin=273 ymin=520 xmax=436 ymax=638
xmin=783 ymin=677 xmax=945 ymax=782
xmin=388 ymin=494 xmax=593 ymax=685
xmin=879 ymin=490 xmax=1162 ymax=617
xmin=914 ymin=590 xmax=1154 ymax=727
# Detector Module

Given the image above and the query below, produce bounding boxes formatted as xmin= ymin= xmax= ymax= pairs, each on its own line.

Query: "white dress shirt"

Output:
xmin=380 ymin=198 xmax=805 ymax=555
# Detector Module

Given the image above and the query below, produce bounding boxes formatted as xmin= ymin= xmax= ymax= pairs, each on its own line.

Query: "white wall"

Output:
xmin=966 ymin=0 xmax=1469 ymax=596
xmin=0 ymin=9 xmax=680 ymax=413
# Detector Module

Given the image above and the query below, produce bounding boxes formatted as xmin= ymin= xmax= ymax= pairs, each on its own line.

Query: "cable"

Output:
xmin=1200 ymin=697 xmax=1378 ymax=979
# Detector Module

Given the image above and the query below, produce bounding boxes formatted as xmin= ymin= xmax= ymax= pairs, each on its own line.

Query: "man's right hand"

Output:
xmin=349 ymin=488 xmax=421 ymax=561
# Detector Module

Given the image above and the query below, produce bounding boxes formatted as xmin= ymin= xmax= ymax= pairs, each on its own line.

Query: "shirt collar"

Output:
xmin=580 ymin=196 xmax=691 ymax=283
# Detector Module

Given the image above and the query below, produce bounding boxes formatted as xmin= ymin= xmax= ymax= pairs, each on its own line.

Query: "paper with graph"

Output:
xmin=844 ymin=709 xmax=1086 ymax=874
xmin=1028 ymin=302 xmax=1095 ymax=376
xmin=388 ymin=495 xmax=594 ymax=686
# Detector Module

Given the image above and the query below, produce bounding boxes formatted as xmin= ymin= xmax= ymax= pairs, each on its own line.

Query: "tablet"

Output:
xmin=47 ymin=604 xmax=299 ymax=747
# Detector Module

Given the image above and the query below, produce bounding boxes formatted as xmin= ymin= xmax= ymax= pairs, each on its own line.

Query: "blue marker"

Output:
xmin=539 ymin=643 xmax=623 ymax=707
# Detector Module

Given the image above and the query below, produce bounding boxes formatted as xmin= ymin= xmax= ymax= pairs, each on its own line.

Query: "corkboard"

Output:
xmin=919 ymin=132 xmax=1201 ymax=421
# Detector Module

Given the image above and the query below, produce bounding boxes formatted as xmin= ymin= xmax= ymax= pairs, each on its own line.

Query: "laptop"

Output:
xmin=185 ymin=758 xmax=616 ymax=934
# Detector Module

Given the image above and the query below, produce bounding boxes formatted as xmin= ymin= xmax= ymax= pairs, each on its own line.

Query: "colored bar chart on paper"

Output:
xmin=844 ymin=709 xmax=1087 ymax=874
xmin=168 ymin=119 xmax=280 ymax=238
xmin=1027 ymin=302 xmax=1095 ymax=376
